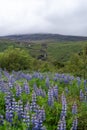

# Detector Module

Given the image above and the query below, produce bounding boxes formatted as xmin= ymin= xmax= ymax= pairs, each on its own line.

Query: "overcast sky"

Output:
xmin=0 ymin=0 xmax=87 ymax=36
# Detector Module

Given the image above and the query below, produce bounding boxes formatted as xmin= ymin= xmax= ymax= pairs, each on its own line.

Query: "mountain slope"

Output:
xmin=1 ymin=33 xmax=87 ymax=42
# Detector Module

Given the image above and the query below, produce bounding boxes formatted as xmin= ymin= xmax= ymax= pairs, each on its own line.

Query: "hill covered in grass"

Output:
xmin=1 ymin=33 xmax=87 ymax=42
xmin=0 ymin=38 xmax=87 ymax=62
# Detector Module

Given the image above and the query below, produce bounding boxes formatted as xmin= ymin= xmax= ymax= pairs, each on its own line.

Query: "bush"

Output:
xmin=0 ymin=47 xmax=33 ymax=71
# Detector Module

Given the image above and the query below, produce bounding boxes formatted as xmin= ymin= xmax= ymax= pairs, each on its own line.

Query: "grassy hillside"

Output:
xmin=25 ymin=41 xmax=87 ymax=62
xmin=0 ymin=40 xmax=20 ymax=51
xmin=47 ymin=41 xmax=87 ymax=62
xmin=0 ymin=39 xmax=87 ymax=62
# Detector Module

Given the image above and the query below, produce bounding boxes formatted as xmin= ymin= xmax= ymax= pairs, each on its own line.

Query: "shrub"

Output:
xmin=0 ymin=47 xmax=33 ymax=71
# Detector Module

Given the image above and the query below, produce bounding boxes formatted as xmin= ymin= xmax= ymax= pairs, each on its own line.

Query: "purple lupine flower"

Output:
xmin=48 ymin=88 xmax=54 ymax=106
xmin=57 ymin=120 xmax=63 ymax=130
xmin=32 ymin=125 xmax=39 ymax=130
xmin=62 ymin=116 xmax=66 ymax=130
xmin=46 ymin=77 xmax=50 ymax=88
xmin=61 ymin=92 xmax=67 ymax=119
xmin=61 ymin=105 xmax=67 ymax=119
xmin=64 ymin=76 xmax=69 ymax=84
xmin=9 ymin=109 xmax=13 ymax=123
xmin=36 ymin=107 xmax=46 ymax=122
xmin=72 ymin=117 xmax=78 ymax=130
xmin=32 ymin=106 xmax=46 ymax=130
xmin=35 ymin=87 xmax=46 ymax=97
xmin=38 ymin=117 xmax=43 ymax=128
xmin=8 ymin=81 xmax=13 ymax=89
xmin=16 ymin=84 xmax=22 ymax=97
xmin=53 ymin=76 xmax=58 ymax=81
xmin=5 ymin=102 xmax=13 ymax=123
xmin=5 ymin=92 xmax=13 ymax=123
xmin=36 ymin=88 xmax=40 ymax=96
xmin=31 ymin=114 xmax=37 ymax=126
xmin=41 ymin=108 xmax=46 ymax=121
xmin=5 ymin=91 xmax=12 ymax=102
xmin=9 ymin=75 xmax=15 ymax=84
xmin=12 ymin=97 xmax=16 ymax=112
xmin=32 ymin=92 xmax=37 ymax=103
xmin=23 ymin=110 xmax=30 ymax=127
xmin=3 ymin=71 xmax=10 ymax=79
xmin=80 ymin=89 xmax=84 ymax=101
xmin=35 ymin=106 xmax=40 ymax=117
xmin=39 ymin=88 xmax=43 ymax=96
xmin=57 ymin=117 xmax=66 ymax=130
xmin=6 ymin=110 xmax=10 ymax=122
xmin=53 ymin=85 xmax=58 ymax=100
xmin=25 ymin=74 xmax=32 ymax=81
xmin=18 ymin=100 xmax=23 ymax=120
xmin=23 ymin=82 xmax=30 ymax=94
xmin=32 ymin=117 xmax=44 ymax=130
xmin=33 ymin=72 xmax=39 ymax=78
xmin=39 ymin=73 xmax=43 ymax=80
xmin=25 ymin=113 xmax=30 ymax=127
xmin=61 ymin=104 xmax=67 ymax=119
xmin=0 ymin=115 xmax=4 ymax=125
xmin=31 ymin=92 xmax=37 ymax=112
xmin=72 ymin=102 xmax=77 ymax=115
xmin=61 ymin=92 xmax=66 ymax=106
xmin=14 ymin=101 xmax=19 ymax=113
xmin=24 ymin=102 xmax=30 ymax=112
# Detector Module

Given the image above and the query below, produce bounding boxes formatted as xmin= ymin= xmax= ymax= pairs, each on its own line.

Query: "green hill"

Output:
xmin=0 ymin=39 xmax=87 ymax=62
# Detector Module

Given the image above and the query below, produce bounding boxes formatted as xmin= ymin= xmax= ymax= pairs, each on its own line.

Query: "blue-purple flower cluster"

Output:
xmin=0 ymin=70 xmax=87 ymax=130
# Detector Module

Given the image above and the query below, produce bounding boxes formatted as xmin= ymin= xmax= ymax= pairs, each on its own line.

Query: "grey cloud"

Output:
xmin=0 ymin=0 xmax=87 ymax=36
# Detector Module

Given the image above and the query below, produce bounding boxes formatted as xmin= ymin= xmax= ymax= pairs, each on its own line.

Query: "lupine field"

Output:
xmin=0 ymin=69 xmax=87 ymax=130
